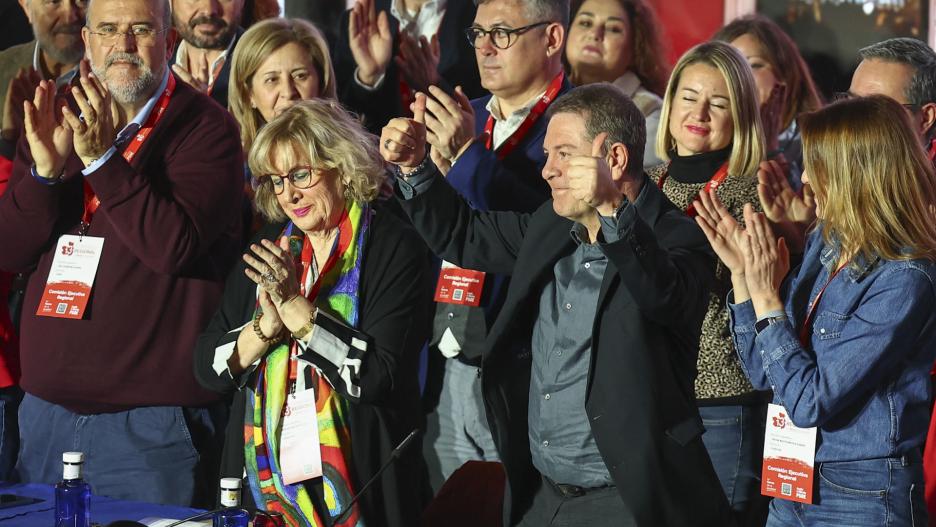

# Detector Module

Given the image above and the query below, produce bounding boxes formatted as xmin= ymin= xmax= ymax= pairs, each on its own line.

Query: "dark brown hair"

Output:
xmin=570 ymin=0 xmax=669 ymax=96
xmin=714 ymin=14 xmax=822 ymax=130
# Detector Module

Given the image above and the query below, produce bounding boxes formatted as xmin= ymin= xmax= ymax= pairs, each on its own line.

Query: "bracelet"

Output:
xmin=291 ymin=307 xmax=316 ymax=341
xmin=252 ymin=311 xmax=280 ymax=344
xmin=394 ymin=153 xmax=432 ymax=179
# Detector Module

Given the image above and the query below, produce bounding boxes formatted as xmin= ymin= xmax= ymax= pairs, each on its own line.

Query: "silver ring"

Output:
xmin=262 ymin=272 xmax=276 ymax=283
xmin=384 ymin=138 xmax=392 ymax=150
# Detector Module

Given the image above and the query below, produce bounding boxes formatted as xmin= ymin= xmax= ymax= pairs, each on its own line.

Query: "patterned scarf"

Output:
xmin=244 ymin=202 xmax=371 ymax=527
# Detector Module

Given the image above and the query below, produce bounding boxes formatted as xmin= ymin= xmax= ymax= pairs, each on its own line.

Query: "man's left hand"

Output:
xmin=566 ymin=133 xmax=622 ymax=216
xmin=62 ymin=61 xmax=116 ymax=167
xmin=395 ymin=32 xmax=440 ymax=93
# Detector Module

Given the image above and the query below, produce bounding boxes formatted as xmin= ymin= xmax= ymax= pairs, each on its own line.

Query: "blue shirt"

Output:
xmin=729 ymin=228 xmax=936 ymax=461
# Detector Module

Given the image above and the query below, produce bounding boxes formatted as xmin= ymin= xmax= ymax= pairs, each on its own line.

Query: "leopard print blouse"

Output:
xmin=648 ymin=162 xmax=762 ymax=400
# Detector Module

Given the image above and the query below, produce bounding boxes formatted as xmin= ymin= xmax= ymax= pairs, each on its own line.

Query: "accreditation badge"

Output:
xmin=761 ymin=403 xmax=818 ymax=504
xmin=36 ymin=235 xmax=104 ymax=319
xmin=434 ymin=260 xmax=485 ymax=307
xmin=280 ymin=387 xmax=323 ymax=485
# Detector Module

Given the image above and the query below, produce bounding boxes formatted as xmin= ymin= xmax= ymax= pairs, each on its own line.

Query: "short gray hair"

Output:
xmin=477 ymin=0 xmax=570 ymax=28
xmin=859 ymin=38 xmax=936 ymax=108
xmin=546 ymin=83 xmax=646 ymax=174
xmin=85 ymin=0 xmax=171 ymax=31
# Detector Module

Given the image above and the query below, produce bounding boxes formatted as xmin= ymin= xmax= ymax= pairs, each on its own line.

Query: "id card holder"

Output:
xmin=434 ymin=260 xmax=485 ymax=307
xmin=761 ymin=403 xmax=817 ymax=504
xmin=280 ymin=387 xmax=323 ymax=485
xmin=36 ymin=235 xmax=104 ymax=319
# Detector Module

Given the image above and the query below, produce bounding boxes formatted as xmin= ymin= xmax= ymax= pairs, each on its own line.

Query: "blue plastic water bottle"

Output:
xmin=213 ymin=478 xmax=249 ymax=527
xmin=54 ymin=452 xmax=91 ymax=527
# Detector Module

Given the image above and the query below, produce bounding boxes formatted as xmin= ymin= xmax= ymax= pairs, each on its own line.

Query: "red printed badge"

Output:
xmin=434 ymin=261 xmax=485 ymax=307
xmin=36 ymin=235 xmax=104 ymax=319
xmin=761 ymin=403 xmax=817 ymax=504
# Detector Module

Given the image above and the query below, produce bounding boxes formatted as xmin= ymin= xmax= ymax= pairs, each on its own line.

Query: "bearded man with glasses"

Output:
xmin=0 ymin=0 xmax=244 ymax=507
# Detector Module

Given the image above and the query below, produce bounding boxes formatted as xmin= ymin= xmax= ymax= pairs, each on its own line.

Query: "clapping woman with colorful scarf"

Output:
xmin=194 ymin=99 xmax=432 ymax=527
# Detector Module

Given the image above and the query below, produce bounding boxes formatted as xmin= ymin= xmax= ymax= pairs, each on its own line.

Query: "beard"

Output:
xmin=36 ymin=23 xmax=84 ymax=65
xmin=173 ymin=14 xmax=235 ymax=50
xmin=91 ymin=52 xmax=162 ymax=105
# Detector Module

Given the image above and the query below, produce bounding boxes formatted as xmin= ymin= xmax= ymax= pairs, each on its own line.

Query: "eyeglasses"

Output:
xmin=86 ymin=25 xmax=169 ymax=47
xmin=257 ymin=166 xmax=320 ymax=195
xmin=833 ymin=91 xmax=918 ymax=111
xmin=464 ymin=21 xmax=551 ymax=50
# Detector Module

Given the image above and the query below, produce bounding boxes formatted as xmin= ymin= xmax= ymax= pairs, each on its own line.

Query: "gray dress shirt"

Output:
xmin=398 ymin=162 xmax=648 ymax=488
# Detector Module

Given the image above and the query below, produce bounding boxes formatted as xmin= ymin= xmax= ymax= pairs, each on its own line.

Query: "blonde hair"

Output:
xmin=248 ymin=100 xmax=385 ymax=223
xmin=800 ymin=95 xmax=936 ymax=262
xmin=655 ymin=41 xmax=765 ymax=179
xmin=229 ymin=17 xmax=337 ymax=155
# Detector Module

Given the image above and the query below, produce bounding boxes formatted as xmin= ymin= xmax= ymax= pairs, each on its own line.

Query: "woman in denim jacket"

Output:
xmin=694 ymin=95 xmax=936 ymax=526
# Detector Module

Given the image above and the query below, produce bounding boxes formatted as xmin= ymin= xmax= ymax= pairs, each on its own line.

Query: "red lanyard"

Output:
xmin=798 ymin=261 xmax=848 ymax=347
xmin=81 ymin=75 xmax=176 ymax=232
xmin=483 ymin=71 xmax=564 ymax=159
xmin=658 ymin=161 xmax=729 ymax=218
xmin=286 ymin=210 xmax=354 ymax=384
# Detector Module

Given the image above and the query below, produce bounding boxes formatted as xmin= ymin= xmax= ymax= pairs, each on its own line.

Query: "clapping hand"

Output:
xmin=349 ymin=0 xmax=393 ymax=87
xmin=380 ymin=92 xmax=427 ymax=172
xmin=757 ymin=156 xmax=816 ymax=253
xmin=61 ymin=60 xmax=117 ymax=168
xmin=757 ymin=157 xmax=815 ymax=225
xmin=2 ymin=67 xmax=42 ymax=143
xmin=243 ymin=237 xmax=302 ymax=309
xmin=694 ymin=188 xmax=748 ymax=276
xmin=172 ymin=52 xmax=211 ymax=94
xmin=738 ymin=205 xmax=789 ymax=315
xmin=396 ymin=32 xmax=440 ymax=93
xmin=423 ymin=85 xmax=475 ymax=162
xmin=23 ymin=79 xmax=73 ymax=179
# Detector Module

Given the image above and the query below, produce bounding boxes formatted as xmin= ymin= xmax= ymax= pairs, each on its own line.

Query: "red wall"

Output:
xmin=648 ymin=0 xmax=726 ymax=66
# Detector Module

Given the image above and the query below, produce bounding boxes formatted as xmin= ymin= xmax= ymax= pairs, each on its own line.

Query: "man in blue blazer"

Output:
xmin=399 ymin=0 xmax=572 ymax=492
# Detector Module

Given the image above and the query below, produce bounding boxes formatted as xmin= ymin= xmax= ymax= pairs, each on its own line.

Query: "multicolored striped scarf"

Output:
xmin=244 ymin=202 xmax=371 ymax=527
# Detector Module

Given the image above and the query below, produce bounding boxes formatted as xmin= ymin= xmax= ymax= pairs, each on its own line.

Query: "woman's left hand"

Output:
xmin=243 ymin=237 xmax=302 ymax=307
xmin=740 ymin=204 xmax=790 ymax=315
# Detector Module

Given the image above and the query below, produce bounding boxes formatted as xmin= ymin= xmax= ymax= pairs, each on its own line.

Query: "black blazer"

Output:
xmin=333 ymin=0 xmax=482 ymax=134
xmin=193 ymin=211 xmax=433 ymax=525
xmin=397 ymin=174 xmax=734 ymax=526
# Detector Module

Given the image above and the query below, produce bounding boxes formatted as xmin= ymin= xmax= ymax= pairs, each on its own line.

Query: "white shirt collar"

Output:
xmin=389 ymin=0 xmax=447 ymax=39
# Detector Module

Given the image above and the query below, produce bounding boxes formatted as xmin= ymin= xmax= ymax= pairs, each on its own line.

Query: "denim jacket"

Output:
xmin=728 ymin=228 xmax=936 ymax=462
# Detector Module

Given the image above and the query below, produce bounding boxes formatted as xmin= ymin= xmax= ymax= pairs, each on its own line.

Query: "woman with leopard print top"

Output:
xmin=652 ymin=41 xmax=768 ymax=522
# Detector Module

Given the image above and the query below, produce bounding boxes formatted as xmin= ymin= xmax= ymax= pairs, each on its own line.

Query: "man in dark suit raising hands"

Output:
xmin=381 ymin=83 xmax=733 ymax=526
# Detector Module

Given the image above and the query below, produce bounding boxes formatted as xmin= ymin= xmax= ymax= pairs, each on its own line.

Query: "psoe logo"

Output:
xmin=772 ymin=412 xmax=787 ymax=430
xmin=61 ymin=241 xmax=75 ymax=256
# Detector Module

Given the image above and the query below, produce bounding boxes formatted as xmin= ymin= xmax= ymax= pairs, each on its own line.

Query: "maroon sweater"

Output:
xmin=0 ymin=77 xmax=243 ymax=413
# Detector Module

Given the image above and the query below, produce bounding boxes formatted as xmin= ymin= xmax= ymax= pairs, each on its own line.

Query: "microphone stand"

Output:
xmin=331 ymin=429 xmax=420 ymax=525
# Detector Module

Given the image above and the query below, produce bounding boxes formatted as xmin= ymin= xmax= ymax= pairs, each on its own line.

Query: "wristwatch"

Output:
xmin=754 ymin=315 xmax=788 ymax=336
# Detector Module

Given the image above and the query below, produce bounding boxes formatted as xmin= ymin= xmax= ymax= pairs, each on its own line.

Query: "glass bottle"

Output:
xmin=213 ymin=478 xmax=249 ymax=527
xmin=54 ymin=451 xmax=91 ymax=527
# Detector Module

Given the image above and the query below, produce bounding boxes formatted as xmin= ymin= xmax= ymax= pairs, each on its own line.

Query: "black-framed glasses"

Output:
xmin=257 ymin=166 xmax=320 ymax=195
xmin=833 ymin=91 xmax=918 ymax=111
xmin=86 ymin=25 xmax=170 ymax=47
xmin=464 ymin=21 xmax=551 ymax=50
